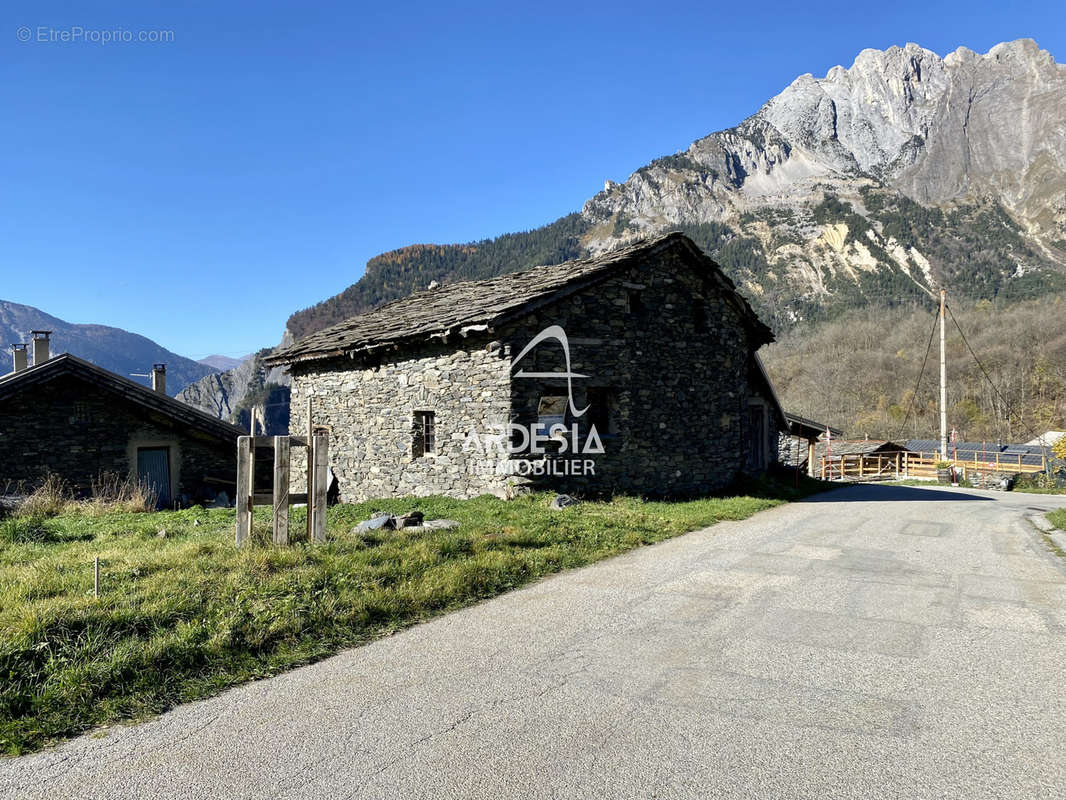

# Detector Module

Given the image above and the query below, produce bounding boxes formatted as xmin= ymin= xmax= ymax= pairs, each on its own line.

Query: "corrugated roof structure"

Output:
xmin=814 ymin=439 xmax=907 ymax=464
xmin=267 ymin=232 xmax=773 ymax=366
xmin=904 ymin=439 xmax=1047 ymax=467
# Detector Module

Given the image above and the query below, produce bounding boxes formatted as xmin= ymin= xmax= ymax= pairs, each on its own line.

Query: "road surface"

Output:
xmin=3 ymin=484 xmax=1066 ymax=799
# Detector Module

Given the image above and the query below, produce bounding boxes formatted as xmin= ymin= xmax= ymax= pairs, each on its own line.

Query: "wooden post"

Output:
xmin=859 ymin=455 xmax=865 ymax=479
xmin=995 ymin=452 xmax=1000 ymax=471
xmin=94 ymin=556 xmax=100 ymax=598
xmin=236 ymin=436 xmax=252 ymax=546
xmin=273 ymin=436 xmax=290 ymax=545
xmin=895 ymin=452 xmax=901 ymax=479
xmin=311 ymin=431 xmax=328 ymax=543
xmin=807 ymin=439 xmax=816 ymax=478
xmin=306 ymin=396 xmax=314 ymax=542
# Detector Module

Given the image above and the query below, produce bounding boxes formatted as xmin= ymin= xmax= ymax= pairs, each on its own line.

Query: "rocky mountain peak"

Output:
xmin=283 ymin=39 xmax=1066 ymax=347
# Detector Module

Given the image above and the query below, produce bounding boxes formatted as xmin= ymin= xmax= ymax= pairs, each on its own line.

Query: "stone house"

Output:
xmin=267 ymin=233 xmax=786 ymax=501
xmin=778 ymin=413 xmax=843 ymax=476
xmin=0 ymin=341 xmax=243 ymax=506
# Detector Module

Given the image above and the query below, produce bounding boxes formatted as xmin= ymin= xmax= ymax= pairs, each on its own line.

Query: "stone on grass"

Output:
xmin=549 ymin=494 xmax=580 ymax=510
xmin=422 ymin=519 xmax=460 ymax=530
xmin=395 ymin=511 xmax=425 ymax=528
xmin=355 ymin=514 xmax=393 ymax=534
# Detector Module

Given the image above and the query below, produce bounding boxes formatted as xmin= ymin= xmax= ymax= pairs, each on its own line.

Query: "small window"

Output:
xmin=693 ymin=300 xmax=707 ymax=332
xmin=71 ymin=402 xmax=92 ymax=424
xmin=412 ymin=410 xmax=436 ymax=457
xmin=627 ymin=290 xmax=644 ymax=314
xmin=536 ymin=395 xmax=567 ymax=437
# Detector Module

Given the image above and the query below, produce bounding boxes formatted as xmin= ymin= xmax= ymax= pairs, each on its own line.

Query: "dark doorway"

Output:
xmin=137 ymin=446 xmax=171 ymax=508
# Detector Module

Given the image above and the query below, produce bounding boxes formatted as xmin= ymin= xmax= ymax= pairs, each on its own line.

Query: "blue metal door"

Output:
xmin=136 ymin=447 xmax=171 ymax=508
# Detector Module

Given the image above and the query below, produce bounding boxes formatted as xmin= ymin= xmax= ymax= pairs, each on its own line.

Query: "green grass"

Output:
xmin=1048 ymin=509 xmax=1066 ymax=532
xmin=0 ymin=476 xmax=827 ymax=756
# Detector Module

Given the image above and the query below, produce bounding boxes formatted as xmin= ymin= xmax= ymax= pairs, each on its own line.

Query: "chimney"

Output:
xmin=11 ymin=343 xmax=27 ymax=373
xmin=31 ymin=331 xmax=51 ymax=365
xmin=152 ymin=363 xmax=166 ymax=395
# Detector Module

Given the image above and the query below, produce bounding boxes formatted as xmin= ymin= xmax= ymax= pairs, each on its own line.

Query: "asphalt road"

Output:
xmin=4 ymin=484 xmax=1066 ymax=799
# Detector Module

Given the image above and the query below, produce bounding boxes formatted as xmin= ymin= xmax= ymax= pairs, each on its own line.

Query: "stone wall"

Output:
xmin=499 ymin=252 xmax=754 ymax=496
xmin=288 ymin=248 xmax=770 ymax=500
xmin=288 ymin=341 xmax=512 ymax=501
xmin=0 ymin=374 xmax=236 ymax=504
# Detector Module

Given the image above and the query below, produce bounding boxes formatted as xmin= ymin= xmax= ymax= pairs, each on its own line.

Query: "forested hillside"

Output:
xmin=761 ymin=294 xmax=1066 ymax=442
xmin=287 ymin=214 xmax=590 ymax=339
xmin=284 ymin=40 xmax=1066 ymax=342
xmin=0 ymin=299 xmax=215 ymax=395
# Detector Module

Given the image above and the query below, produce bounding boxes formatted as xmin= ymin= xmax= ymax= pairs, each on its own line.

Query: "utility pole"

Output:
xmin=939 ymin=288 xmax=948 ymax=460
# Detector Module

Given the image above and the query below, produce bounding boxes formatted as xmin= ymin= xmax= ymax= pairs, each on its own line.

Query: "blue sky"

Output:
xmin=3 ymin=1 xmax=1064 ymax=358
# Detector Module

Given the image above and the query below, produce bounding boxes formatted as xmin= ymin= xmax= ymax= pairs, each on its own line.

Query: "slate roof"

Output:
xmin=784 ymin=412 xmax=843 ymax=440
xmin=814 ymin=439 xmax=907 ymax=464
xmin=267 ymin=232 xmax=774 ymax=366
xmin=0 ymin=354 xmax=246 ymax=442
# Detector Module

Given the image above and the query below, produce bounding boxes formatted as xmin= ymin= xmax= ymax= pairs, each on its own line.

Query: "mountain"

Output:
xmin=0 ymin=300 xmax=216 ymax=396
xmin=176 ymin=344 xmax=291 ymax=434
xmin=762 ymin=293 xmax=1066 ymax=441
xmin=197 ymin=354 xmax=249 ymax=371
xmin=286 ymin=39 xmax=1066 ymax=340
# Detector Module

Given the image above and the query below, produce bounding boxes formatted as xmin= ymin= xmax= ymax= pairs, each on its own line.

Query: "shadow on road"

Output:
xmin=801 ymin=484 xmax=995 ymax=503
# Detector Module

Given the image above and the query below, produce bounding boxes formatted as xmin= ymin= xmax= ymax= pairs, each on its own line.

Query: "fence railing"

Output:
xmin=818 ymin=451 xmax=1047 ymax=481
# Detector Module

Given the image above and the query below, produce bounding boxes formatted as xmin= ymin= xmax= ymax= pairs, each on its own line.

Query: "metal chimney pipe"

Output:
xmin=11 ymin=343 xmax=27 ymax=373
xmin=30 ymin=330 xmax=51 ymax=366
xmin=152 ymin=363 xmax=166 ymax=395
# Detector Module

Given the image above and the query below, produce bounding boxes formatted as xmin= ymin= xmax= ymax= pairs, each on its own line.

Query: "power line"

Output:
xmin=944 ymin=302 xmax=1045 ymax=446
xmin=893 ymin=308 xmax=940 ymax=442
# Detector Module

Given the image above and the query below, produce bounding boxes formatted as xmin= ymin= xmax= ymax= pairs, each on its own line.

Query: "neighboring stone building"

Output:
xmin=0 ymin=344 xmax=244 ymax=506
xmin=778 ymin=413 xmax=844 ymax=476
xmin=267 ymin=233 xmax=787 ymax=501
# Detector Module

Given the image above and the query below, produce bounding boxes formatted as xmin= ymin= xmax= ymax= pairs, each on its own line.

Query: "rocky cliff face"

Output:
xmin=176 ymin=338 xmax=291 ymax=434
xmin=283 ymin=39 xmax=1066 ymax=342
xmin=582 ymin=40 xmax=1066 ymax=320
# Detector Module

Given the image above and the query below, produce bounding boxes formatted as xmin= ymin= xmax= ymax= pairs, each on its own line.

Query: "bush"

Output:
xmin=86 ymin=472 xmax=157 ymax=515
xmin=15 ymin=472 xmax=157 ymax=518
xmin=16 ymin=474 xmax=73 ymax=517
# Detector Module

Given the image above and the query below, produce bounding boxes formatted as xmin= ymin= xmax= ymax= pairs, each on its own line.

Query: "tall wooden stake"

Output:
xmin=306 ymin=396 xmax=313 ymax=541
xmin=235 ymin=436 xmax=252 ymax=546
xmin=273 ymin=436 xmax=290 ymax=545
xmin=312 ymin=430 xmax=329 ymax=543
xmin=939 ymin=288 xmax=948 ymax=461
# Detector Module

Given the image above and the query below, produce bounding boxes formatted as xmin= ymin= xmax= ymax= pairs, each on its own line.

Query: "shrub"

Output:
xmin=87 ymin=472 xmax=157 ymax=515
xmin=16 ymin=474 xmax=73 ymax=517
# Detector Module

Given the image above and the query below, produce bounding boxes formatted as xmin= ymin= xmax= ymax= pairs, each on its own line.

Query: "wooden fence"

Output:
xmin=819 ymin=451 xmax=1048 ymax=481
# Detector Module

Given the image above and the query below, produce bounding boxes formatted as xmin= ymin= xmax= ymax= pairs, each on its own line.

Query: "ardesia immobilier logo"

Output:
xmin=464 ymin=325 xmax=604 ymax=476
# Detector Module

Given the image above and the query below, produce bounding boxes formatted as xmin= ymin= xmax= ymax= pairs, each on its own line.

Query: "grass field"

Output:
xmin=1048 ymin=508 xmax=1066 ymax=532
xmin=0 ymin=476 xmax=827 ymax=755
